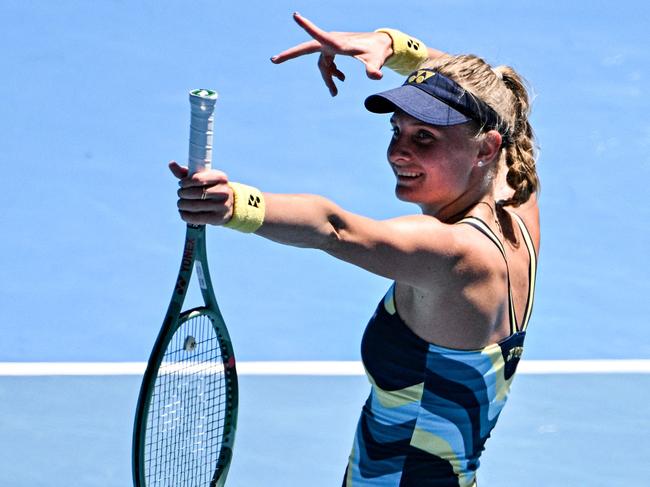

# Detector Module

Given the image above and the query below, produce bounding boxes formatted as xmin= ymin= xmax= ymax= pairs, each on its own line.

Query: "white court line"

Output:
xmin=0 ymin=360 xmax=649 ymax=376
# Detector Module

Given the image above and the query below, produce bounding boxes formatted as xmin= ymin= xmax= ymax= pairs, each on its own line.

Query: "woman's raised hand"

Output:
xmin=169 ymin=161 xmax=234 ymax=226
xmin=270 ymin=13 xmax=393 ymax=96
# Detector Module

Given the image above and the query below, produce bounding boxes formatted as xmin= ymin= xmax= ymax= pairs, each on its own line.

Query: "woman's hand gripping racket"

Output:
xmin=133 ymin=89 xmax=238 ymax=487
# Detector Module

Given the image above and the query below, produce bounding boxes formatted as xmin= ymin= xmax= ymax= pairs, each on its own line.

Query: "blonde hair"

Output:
xmin=421 ymin=55 xmax=539 ymax=207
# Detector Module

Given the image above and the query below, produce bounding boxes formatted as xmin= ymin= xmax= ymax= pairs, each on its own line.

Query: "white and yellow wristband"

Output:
xmin=224 ymin=182 xmax=265 ymax=233
xmin=375 ymin=28 xmax=428 ymax=76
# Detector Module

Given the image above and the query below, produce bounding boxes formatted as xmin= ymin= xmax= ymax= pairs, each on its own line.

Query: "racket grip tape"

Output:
xmin=188 ymin=89 xmax=219 ymax=175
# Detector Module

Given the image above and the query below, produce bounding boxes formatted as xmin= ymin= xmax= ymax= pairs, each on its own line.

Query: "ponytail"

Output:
xmin=493 ymin=66 xmax=539 ymax=207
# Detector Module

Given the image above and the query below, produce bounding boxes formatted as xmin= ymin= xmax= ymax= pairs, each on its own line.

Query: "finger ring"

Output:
xmin=201 ymin=188 xmax=208 ymax=200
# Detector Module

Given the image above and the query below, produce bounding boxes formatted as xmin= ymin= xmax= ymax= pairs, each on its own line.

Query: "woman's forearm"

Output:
xmin=427 ymin=46 xmax=447 ymax=60
xmin=254 ymin=193 xmax=344 ymax=250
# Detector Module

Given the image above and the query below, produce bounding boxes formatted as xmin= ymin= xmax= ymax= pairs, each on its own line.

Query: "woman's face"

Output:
xmin=387 ymin=111 xmax=482 ymax=216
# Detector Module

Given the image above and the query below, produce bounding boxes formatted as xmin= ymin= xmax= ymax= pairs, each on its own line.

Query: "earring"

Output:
xmin=477 ymin=160 xmax=486 ymax=167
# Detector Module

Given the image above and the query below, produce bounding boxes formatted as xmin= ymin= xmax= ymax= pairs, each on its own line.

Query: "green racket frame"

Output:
xmin=132 ymin=224 xmax=238 ymax=487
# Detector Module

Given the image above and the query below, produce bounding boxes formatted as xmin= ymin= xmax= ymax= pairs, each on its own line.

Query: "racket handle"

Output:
xmin=188 ymin=89 xmax=219 ymax=176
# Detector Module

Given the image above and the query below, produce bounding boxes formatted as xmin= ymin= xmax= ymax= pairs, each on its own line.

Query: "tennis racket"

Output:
xmin=133 ymin=89 xmax=238 ymax=487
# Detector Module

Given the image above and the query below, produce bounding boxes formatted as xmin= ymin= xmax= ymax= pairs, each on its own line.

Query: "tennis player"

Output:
xmin=171 ymin=13 xmax=540 ymax=487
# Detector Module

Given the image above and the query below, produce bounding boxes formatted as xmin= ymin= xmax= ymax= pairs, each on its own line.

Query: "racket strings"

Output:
xmin=144 ymin=313 xmax=230 ymax=486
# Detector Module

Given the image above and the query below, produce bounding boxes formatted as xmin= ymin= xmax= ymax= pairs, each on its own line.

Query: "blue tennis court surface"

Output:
xmin=2 ymin=0 xmax=649 ymax=485
xmin=1 ymin=374 xmax=649 ymax=486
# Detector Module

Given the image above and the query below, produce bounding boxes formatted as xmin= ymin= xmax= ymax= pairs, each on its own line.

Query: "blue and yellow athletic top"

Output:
xmin=343 ymin=213 xmax=537 ymax=486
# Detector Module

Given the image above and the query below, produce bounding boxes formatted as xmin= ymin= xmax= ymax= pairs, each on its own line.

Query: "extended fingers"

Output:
xmin=291 ymin=12 xmax=339 ymax=48
xmin=270 ymin=13 xmax=336 ymax=64
xmin=271 ymin=39 xmax=322 ymax=63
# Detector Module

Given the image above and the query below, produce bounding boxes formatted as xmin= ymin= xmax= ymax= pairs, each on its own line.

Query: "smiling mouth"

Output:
xmin=394 ymin=170 xmax=424 ymax=183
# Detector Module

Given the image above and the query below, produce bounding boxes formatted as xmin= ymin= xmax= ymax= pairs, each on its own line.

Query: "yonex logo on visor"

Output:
xmin=407 ymin=70 xmax=436 ymax=84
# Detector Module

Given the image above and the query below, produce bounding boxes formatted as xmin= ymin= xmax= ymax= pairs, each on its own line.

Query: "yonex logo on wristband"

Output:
xmin=248 ymin=195 xmax=261 ymax=208
xmin=225 ymin=182 xmax=265 ymax=233
xmin=407 ymin=39 xmax=420 ymax=51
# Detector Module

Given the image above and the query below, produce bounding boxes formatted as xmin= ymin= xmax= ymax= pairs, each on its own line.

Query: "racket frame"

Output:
xmin=132 ymin=90 xmax=238 ymax=487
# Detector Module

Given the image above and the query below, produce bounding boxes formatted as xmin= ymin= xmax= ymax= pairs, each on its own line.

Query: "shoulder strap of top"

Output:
xmin=510 ymin=212 xmax=538 ymax=331
xmin=456 ymin=216 xmax=518 ymax=335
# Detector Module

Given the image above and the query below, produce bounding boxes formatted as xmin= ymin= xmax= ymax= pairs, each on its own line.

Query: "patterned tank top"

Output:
xmin=343 ymin=213 xmax=537 ymax=486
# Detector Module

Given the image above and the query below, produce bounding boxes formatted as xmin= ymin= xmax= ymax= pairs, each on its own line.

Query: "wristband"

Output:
xmin=375 ymin=28 xmax=428 ymax=76
xmin=224 ymin=182 xmax=265 ymax=233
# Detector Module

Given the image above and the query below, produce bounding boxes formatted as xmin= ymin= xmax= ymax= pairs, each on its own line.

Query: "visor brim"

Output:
xmin=365 ymin=85 xmax=471 ymax=126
